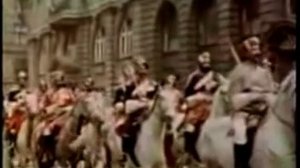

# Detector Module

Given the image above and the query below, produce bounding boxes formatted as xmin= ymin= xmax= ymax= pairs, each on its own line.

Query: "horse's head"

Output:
xmin=156 ymin=88 xmax=185 ymax=132
xmin=82 ymin=92 xmax=106 ymax=126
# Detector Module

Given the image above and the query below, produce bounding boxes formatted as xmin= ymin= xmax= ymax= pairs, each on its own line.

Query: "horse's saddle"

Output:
xmin=184 ymin=93 xmax=212 ymax=126
xmin=115 ymin=108 xmax=146 ymax=137
xmin=42 ymin=105 xmax=73 ymax=136
xmin=5 ymin=110 xmax=26 ymax=135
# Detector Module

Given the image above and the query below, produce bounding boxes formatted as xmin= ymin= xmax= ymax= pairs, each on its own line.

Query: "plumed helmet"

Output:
xmin=17 ymin=71 xmax=27 ymax=79
xmin=132 ymin=56 xmax=149 ymax=74
xmin=279 ymin=34 xmax=295 ymax=51
xmin=9 ymin=84 xmax=21 ymax=93
xmin=84 ymin=77 xmax=94 ymax=87
xmin=263 ymin=20 xmax=295 ymax=52
xmin=198 ymin=52 xmax=210 ymax=62
xmin=50 ymin=70 xmax=65 ymax=85
xmin=7 ymin=84 xmax=21 ymax=102
xmin=39 ymin=78 xmax=48 ymax=88
xmin=51 ymin=70 xmax=64 ymax=79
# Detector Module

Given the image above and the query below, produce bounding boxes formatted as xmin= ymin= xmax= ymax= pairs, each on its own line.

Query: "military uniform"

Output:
xmin=183 ymin=69 xmax=223 ymax=161
xmin=37 ymin=71 xmax=76 ymax=136
xmin=4 ymin=86 xmax=27 ymax=143
xmin=114 ymin=57 xmax=158 ymax=167
xmin=228 ymin=62 xmax=276 ymax=143
xmin=228 ymin=61 xmax=277 ymax=168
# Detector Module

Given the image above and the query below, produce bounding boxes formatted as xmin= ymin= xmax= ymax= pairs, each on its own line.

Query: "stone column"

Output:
xmin=104 ymin=12 xmax=116 ymax=103
xmin=39 ymin=33 xmax=52 ymax=78
xmin=27 ymin=39 xmax=39 ymax=89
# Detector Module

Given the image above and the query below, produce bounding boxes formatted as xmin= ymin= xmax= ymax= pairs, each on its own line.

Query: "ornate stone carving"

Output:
xmin=50 ymin=29 xmax=81 ymax=73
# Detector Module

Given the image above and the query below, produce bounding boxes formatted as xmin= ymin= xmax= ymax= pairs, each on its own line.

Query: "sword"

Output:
xmin=227 ymin=41 xmax=241 ymax=64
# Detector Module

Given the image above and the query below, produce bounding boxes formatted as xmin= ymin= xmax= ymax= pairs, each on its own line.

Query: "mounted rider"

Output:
xmin=227 ymin=36 xmax=277 ymax=168
xmin=4 ymin=71 xmax=30 ymax=145
xmin=161 ymin=73 xmax=184 ymax=130
xmin=182 ymin=51 xmax=225 ymax=161
xmin=68 ymin=77 xmax=104 ymax=154
xmin=17 ymin=71 xmax=30 ymax=94
xmin=41 ymin=70 xmax=76 ymax=136
xmin=113 ymin=56 xmax=158 ymax=166
xmin=4 ymin=84 xmax=27 ymax=145
xmin=84 ymin=77 xmax=96 ymax=92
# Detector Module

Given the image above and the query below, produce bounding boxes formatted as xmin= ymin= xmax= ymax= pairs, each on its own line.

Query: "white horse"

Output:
xmin=13 ymin=92 xmax=40 ymax=168
xmin=250 ymin=70 xmax=295 ymax=168
xmin=70 ymin=91 xmax=110 ymax=168
xmin=198 ymin=71 xmax=294 ymax=168
xmin=102 ymin=87 xmax=183 ymax=168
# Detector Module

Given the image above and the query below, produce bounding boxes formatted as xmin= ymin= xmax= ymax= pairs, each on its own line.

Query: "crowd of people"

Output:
xmin=3 ymin=23 xmax=295 ymax=168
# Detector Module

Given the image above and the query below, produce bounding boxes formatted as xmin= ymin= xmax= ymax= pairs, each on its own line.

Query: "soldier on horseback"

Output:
xmin=182 ymin=51 xmax=224 ymax=162
xmin=161 ymin=74 xmax=180 ymax=90
xmin=250 ymin=22 xmax=296 ymax=168
xmin=113 ymin=56 xmax=158 ymax=166
xmin=4 ymin=85 xmax=27 ymax=147
xmin=227 ymin=36 xmax=277 ymax=168
xmin=84 ymin=77 xmax=96 ymax=93
xmin=4 ymin=71 xmax=30 ymax=147
xmin=40 ymin=70 xmax=76 ymax=137
xmin=17 ymin=71 xmax=29 ymax=93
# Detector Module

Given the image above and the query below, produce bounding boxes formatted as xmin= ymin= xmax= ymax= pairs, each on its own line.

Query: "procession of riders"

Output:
xmin=3 ymin=21 xmax=295 ymax=168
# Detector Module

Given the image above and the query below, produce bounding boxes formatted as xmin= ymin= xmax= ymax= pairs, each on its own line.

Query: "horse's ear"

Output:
xmin=73 ymin=101 xmax=88 ymax=117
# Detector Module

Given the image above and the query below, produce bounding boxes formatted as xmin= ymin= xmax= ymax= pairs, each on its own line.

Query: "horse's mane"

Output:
xmin=272 ymin=70 xmax=295 ymax=129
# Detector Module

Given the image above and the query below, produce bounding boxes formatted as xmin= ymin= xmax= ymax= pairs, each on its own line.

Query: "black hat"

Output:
xmin=263 ymin=20 xmax=295 ymax=52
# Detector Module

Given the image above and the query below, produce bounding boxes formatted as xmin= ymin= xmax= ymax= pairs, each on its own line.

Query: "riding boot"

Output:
xmin=121 ymin=124 xmax=140 ymax=167
xmin=234 ymin=144 xmax=249 ymax=168
xmin=184 ymin=124 xmax=201 ymax=162
xmin=234 ymin=127 xmax=257 ymax=168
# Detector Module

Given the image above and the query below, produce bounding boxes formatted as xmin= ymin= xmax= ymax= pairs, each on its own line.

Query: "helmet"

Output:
xmin=17 ymin=71 xmax=27 ymax=79
xmin=242 ymin=36 xmax=261 ymax=56
xmin=264 ymin=20 xmax=295 ymax=52
xmin=39 ymin=78 xmax=48 ymax=90
xmin=7 ymin=84 xmax=21 ymax=102
xmin=9 ymin=84 xmax=21 ymax=93
xmin=132 ymin=56 xmax=149 ymax=74
xmin=84 ymin=77 xmax=94 ymax=87
xmin=279 ymin=34 xmax=295 ymax=51
xmin=50 ymin=70 xmax=65 ymax=85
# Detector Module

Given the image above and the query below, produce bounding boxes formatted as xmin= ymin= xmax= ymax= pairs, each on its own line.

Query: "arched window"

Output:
xmin=237 ymin=0 xmax=260 ymax=36
xmin=158 ymin=2 xmax=178 ymax=52
xmin=63 ymin=28 xmax=77 ymax=56
xmin=119 ymin=19 xmax=132 ymax=58
xmin=195 ymin=0 xmax=218 ymax=45
xmin=287 ymin=0 xmax=295 ymax=16
xmin=94 ymin=27 xmax=106 ymax=63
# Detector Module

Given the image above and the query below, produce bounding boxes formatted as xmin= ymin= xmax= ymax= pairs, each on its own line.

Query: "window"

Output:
xmin=94 ymin=27 xmax=106 ymax=63
xmin=287 ymin=0 xmax=295 ymax=16
xmin=119 ymin=20 xmax=132 ymax=58
xmin=158 ymin=2 xmax=179 ymax=52
xmin=63 ymin=28 xmax=77 ymax=56
xmin=238 ymin=0 xmax=260 ymax=36
xmin=162 ymin=17 xmax=178 ymax=52
xmin=195 ymin=1 xmax=218 ymax=45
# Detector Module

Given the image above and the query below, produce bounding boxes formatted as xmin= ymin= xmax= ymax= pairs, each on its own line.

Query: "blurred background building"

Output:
xmin=3 ymin=0 xmax=295 ymax=96
xmin=3 ymin=0 xmax=29 ymax=93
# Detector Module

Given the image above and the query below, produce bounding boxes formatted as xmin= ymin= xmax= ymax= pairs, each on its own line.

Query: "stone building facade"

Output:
xmin=3 ymin=0 xmax=28 ymax=93
xmin=24 ymin=0 xmax=295 ymax=98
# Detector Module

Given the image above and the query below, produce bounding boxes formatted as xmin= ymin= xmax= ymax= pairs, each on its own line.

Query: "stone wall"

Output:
xmin=26 ymin=0 xmax=295 ymax=94
xmin=3 ymin=0 xmax=28 ymax=92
